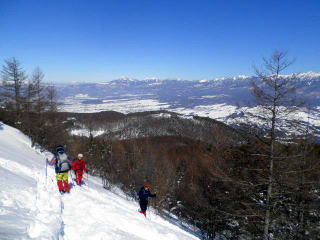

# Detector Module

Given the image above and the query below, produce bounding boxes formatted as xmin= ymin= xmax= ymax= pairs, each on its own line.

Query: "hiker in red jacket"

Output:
xmin=72 ymin=153 xmax=88 ymax=185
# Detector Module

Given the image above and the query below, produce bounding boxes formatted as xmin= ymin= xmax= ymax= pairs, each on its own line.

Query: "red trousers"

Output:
xmin=75 ymin=170 xmax=84 ymax=185
xmin=57 ymin=180 xmax=70 ymax=193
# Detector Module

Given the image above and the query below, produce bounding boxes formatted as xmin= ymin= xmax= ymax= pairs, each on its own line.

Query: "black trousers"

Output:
xmin=139 ymin=200 xmax=148 ymax=212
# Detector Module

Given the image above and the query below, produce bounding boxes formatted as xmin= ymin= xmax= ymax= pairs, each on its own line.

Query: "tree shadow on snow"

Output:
xmin=156 ymin=212 xmax=201 ymax=238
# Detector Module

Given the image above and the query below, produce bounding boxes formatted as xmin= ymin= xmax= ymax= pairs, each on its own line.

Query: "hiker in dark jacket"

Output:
xmin=138 ymin=184 xmax=156 ymax=217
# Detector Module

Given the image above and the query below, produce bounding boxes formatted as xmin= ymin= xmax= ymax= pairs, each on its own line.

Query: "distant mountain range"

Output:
xmin=56 ymin=72 xmax=320 ymax=139
xmin=57 ymin=72 xmax=320 ymax=108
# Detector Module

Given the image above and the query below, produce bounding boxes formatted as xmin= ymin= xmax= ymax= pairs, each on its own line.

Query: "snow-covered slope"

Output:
xmin=0 ymin=122 xmax=199 ymax=240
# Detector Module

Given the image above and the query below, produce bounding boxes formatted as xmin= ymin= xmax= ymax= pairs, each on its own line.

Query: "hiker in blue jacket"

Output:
xmin=48 ymin=145 xmax=72 ymax=193
xmin=138 ymin=184 xmax=156 ymax=217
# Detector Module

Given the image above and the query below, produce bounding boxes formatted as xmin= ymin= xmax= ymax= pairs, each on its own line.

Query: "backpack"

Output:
xmin=56 ymin=152 xmax=70 ymax=172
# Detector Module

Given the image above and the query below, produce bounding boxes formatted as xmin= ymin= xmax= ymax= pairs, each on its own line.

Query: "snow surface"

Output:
xmin=61 ymin=98 xmax=170 ymax=114
xmin=0 ymin=122 xmax=200 ymax=240
xmin=174 ymin=104 xmax=238 ymax=121
xmin=70 ymin=129 xmax=106 ymax=138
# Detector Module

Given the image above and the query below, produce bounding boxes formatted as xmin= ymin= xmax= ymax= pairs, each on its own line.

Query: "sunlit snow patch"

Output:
xmin=60 ymin=99 xmax=170 ymax=114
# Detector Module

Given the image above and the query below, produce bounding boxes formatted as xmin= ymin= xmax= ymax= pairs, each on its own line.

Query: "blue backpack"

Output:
xmin=55 ymin=152 xmax=70 ymax=173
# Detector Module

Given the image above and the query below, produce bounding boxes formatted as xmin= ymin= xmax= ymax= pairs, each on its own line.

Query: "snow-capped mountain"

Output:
xmin=0 ymin=122 xmax=200 ymax=240
xmin=56 ymin=72 xmax=320 ymax=139
xmin=57 ymin=72 xmax=320 ymax=106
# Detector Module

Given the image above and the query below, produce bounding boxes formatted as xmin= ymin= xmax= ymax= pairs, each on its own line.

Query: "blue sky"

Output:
xmin=0 ymin=0 xmax=319 ymax=83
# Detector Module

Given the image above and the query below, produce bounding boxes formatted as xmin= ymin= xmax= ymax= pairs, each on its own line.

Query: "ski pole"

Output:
xmin=148 ymin=202 xmax=151 ymax=220
xmin=86 ymin=171 xmax=89 ymax=187
xmin=69 ymin=170 xmax=74 ymax=186
xmin=45 ymin=158 xmax=48 ymax=184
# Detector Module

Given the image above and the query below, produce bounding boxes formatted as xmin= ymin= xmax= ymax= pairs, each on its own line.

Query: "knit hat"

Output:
xmin=56 ymin=145 xmax=64 ymax=153
xmin=144 ymin=183 xmax=152 ymax=189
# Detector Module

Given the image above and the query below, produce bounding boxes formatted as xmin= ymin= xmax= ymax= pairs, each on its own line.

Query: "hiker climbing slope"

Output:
xmin=72 ymin=153 xmax=88 ymax=186
xmin=138 ymin=184 xmax=156 ymax=217
xmin=48 ymin=145 xmax=72 ymax=194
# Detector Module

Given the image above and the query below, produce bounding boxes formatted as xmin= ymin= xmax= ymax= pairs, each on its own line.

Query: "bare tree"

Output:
xmin=24 ymin=68 xmax=50 ymax=145
xmin=30 ymin=67 xmax=46 ymax=113
xmin=251 ymin=51 xmax=301 ymax=240
xmin=0 ymin=58 xmax=28 ymax=122
xmin=24 ymin=68 xmax=46 ymax=117
xmin=46 ymin=83 xmax=58 ymax=113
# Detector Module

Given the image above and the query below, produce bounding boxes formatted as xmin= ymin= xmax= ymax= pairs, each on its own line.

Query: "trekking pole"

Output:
xmin=86 ymin=171 xmax=89 ymax=187
xmin=69 ymin=170 xmax=74 ymax=186
xmin=149 ymin=196 xmax=156 ymax=220
xmin=148 ymin=202 xmax=152 ymax=220
xmin=72 ymin=171 xmax=75 ymax=185
xmin=45 ymin=158 xmax=48 ymax=185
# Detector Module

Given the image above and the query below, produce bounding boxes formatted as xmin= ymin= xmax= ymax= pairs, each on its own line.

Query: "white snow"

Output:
xmin=152 ymin=113 xmax=172 ymax=119
xmin=174 ymin=104 xmax=238 ymax=120
xmin=74 ymin=94 xmax=95 ymax=99
xmin=70 ymin=129 xmax=105 ymax=137
xmin=201 ymin=94 xmax=229 ymax=99
xmin=61 ymin=99 xmax=170 ymax=114
xmin=199 ymin=79 xmax=209 ymax=83
xmin=115 ymin=76 xmax=136 ymax=81
xmin=214 ymin=75 xmax=250 ymax=81
xmin=0 ymin=122 xmax=199 ymax=240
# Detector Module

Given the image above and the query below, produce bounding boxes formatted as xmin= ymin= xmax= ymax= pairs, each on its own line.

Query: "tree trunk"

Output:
xmin=263 ymin=145 xmax=274 ymax=240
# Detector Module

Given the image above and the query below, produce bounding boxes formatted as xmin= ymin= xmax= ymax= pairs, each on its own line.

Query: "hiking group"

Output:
xmin=48 ymin=145 xmax=156 ymax=217
xmin=48 ymin=145 xmax=88 ymax=194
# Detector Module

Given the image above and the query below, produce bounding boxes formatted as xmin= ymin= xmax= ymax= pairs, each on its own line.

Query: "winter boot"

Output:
xmin=139 ymin=210 xmax=146 ymax=217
